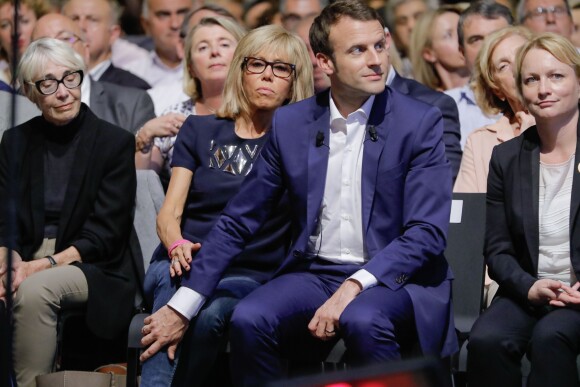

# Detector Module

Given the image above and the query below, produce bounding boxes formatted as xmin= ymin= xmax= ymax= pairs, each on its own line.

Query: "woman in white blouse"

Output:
xmin=467 ymin=33 xmax=580 ymax=387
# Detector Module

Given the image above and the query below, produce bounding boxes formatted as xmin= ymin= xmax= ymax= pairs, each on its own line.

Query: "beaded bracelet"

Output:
xmin=168 ymin=239 xmax=189 ymax=258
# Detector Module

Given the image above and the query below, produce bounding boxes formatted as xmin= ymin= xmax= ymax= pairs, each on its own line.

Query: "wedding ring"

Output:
xmin=325 ymin=330 xmax=335 ymax=335
xmin=172 ymin=258 xmax=179 ymax=265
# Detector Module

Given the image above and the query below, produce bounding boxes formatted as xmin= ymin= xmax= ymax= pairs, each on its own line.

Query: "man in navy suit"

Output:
xmin=140 ymin=1 xmax=457 ymax=385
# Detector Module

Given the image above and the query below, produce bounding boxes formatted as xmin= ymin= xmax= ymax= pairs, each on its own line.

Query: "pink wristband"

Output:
xmin=167 ymin=239 xmax=189 ymax=258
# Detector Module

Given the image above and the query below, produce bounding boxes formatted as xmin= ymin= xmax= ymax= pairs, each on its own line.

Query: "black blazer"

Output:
xmin=485 ymin=119 xmax=580 ymax=304
xmin=100 ymin=63 xmax=151 ymax=90
xmin=391 ymin=72 xmax=462 ymax=181
xmin=0 ymin=105 xmax=137 ymax=339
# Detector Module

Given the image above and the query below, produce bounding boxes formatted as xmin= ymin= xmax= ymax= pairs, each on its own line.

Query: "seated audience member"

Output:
xmin=0 ymin=38 xmax=136 ymax=387
xmin=294 ymin=15 xmax=331 ymax=93
xmin=32 ymin=13 xmax=155 ymax=134
xmin=455 ymin=26 xmax=535 ymax=193
xmin=386 ymin=28 xmax=462 ymax=182
xmin=0 ymin=90 xmax=39 ymax=137
xmin=62 ymin=0 xmax=151 ymax=90
xmin=279 ymin=0 xmax=326 ymax=30
xmin=0 ymin=0 xmax=50 ymax=90
xmin=139 ymin=24 xmax=313 ymax=387
xmin=140 ymin=2 xmax=457 ymax=386
xmin=124 ymin=0 xmax=194 ymax=88
xmin=385 ymin=0 xmax=436 ymax=79
xmin=146 ymin=4 xmax=237 ymax=115
xmin=518 ymin=0 xmax=574 ymax=40
xmin=446 ymin=1 xmax=513 ymax=148
xmin=410 ymin=7 xmax=469 ymax=92
xmin=454 ymin=26 xmax=535 ymax=307
xmin=135 ymin=16 xmax=245 ymax=184
xmin=571 ymin=1 xmax=580 ymax=48
xmin=467 ymin=33 xmax=580 ymax=387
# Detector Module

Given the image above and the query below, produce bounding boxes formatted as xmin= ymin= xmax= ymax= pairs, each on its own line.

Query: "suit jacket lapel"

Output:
xmin=362 ymin=89 xmax=389 ymax=235
xmin=569 ymin=119 xmax=580 ymax=273
xmin=306 ymin=94 xmax=331 ymax=236
xmin=520 ymin=129 xmax=540 ymax=273
xmin=89 ymin=79 xmax=106 ymax=118
xmin=390 ymin=72 xmax=410 ymax=96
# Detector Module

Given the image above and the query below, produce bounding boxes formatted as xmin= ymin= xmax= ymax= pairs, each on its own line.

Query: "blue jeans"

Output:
xmin=140 ymin=259 xmax=180 ymax=387
xmin=140 ymin=258 xmax=261 ymax=387
xmin=171 ymin=276 xmax=261 ymax=386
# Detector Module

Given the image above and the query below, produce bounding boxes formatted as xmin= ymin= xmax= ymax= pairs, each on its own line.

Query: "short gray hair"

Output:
xmin=279 ymin=0 xmax=328 ymax=15
xmin=18 ymin=38 xmax=86 ymax=103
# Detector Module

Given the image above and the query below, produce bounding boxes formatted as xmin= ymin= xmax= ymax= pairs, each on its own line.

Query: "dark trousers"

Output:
xmin=228 ymin=260 xmax=416 ymax=387
xmin=467 ymin=296 xmax=580 ymax=387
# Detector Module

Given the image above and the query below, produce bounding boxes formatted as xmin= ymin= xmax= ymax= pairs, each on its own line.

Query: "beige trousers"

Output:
xmin=12 ymin=239 xmax=88 ymax=387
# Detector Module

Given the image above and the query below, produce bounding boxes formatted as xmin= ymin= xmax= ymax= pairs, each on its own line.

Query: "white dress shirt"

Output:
xmin=123 ymin=50 xmax=183 ymax=88
xmin=445 ymin=85 xmax=499 ymax=149
xmin=80 ymin=76 xmax=91 ymax=107
xmin=538 ymin=155 xmax=577 ymax=284
xmin=168 ymin=93 xmax=380 ymax=320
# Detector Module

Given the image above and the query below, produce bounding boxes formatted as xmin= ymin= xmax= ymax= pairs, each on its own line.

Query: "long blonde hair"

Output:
xmin=217 ymin=24 xmax=313 ymax=119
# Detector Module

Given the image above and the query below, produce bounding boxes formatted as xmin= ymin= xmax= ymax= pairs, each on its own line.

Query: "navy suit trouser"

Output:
xmin=467 ymin=296 xmax=580 ymax=387
xmin=229 ymin=260 xmax=416 ymax=387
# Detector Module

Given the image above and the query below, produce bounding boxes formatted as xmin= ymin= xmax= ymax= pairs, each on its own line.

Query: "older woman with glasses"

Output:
xmin=139 ymin=24 xmax=313 ymax=387
xmin=0 ymin=38 xmax=136 ymax=387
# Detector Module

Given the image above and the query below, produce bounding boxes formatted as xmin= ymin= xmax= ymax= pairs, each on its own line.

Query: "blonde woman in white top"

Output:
xmin=467 ymin=33 xmax=580 ymax=387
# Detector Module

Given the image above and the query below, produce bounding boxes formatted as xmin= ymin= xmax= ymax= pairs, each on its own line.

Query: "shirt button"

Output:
xmin=341 ymin=214 xmax=350 ymax=221
xmin=343 ymin=180 xmax=350 ymax=186
xmin=343 ymin=248 xmax=351 ymax=255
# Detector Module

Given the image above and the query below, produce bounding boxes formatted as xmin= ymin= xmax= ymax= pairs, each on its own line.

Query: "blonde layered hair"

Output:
xmin=472 ymin=26 xmax=532 ymax=116
xmin=217 ymin=24 xmax=313 ymax=120
xmin=409 ymin=7 xmax=462 ymax=91
xmin=515 ymin=32 xmax=580 ymax=98
xmin=183 ymin=16 xmax=246 ymax=101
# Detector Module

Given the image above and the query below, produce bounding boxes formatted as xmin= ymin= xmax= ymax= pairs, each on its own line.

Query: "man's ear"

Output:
xmin=316 ymin=52 xmax=334 ymax=76
xmin=384 ymin=28 xmax=392 ymax=51
xmin=141 ymin=16 xmax=150 ymax=36
xmin=109 ymin=24 xmax=121 ymax=46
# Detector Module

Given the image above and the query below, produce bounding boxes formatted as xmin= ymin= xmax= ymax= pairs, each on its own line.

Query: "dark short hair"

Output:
xmin=309 ymin=0 xmax=384 ymax=59
xmin=180 ymin=4 xmax=236 ymax=38
xmin=457 ymin=1 xmax=514 ymax=48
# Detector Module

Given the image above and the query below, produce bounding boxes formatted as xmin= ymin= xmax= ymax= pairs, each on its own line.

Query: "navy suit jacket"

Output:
xmin=100 ymin=63 xmax=151 ymax=90
xmin=391 ymin=72 xmax=462 ymax=182
xmin=183 ymin=87 xmax=458 ymax=357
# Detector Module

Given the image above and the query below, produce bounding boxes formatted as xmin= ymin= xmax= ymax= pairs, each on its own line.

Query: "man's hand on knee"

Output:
xmin=140 ymin=305 xmax=189 ymax=362
xmin=308 ymin=279 xmax=362 ymax=341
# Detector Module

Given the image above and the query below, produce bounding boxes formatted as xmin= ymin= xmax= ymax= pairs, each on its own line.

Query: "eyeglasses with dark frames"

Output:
xmin=30 ymin=70 xmax=84 ymax=95
xmin=243 ymin=57 xmax=296 ymax=79
xmin=525 ymin=6 xmax=568 ymax=21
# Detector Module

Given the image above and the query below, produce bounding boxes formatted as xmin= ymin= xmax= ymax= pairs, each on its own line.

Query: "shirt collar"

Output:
xmin=89 ymin=59 xmax=111 ymax=81
xmin=151 ymin=50 xmax=183 ymax=73
xmin=329 ymin=90 xmax=375 ymax=126
xmin=385 ymin=65 xmax=396 ymax=86
xmin=81 ymin=75 xmax=91 ymax=106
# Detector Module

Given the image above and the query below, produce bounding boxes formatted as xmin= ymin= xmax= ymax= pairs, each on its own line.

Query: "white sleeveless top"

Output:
xmin=538 ymin=154 xmax=577 ymax=284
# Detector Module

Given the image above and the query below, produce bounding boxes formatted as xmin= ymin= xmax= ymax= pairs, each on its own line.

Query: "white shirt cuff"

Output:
xmin=349 ymin=269 xmax=378 ymax=291
xmin=167 ymin=286 xmax=206 ymax=320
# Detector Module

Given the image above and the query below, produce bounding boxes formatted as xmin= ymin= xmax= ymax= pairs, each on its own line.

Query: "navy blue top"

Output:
xmin=151 ymin=114 xmax=290 ymax=283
